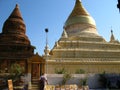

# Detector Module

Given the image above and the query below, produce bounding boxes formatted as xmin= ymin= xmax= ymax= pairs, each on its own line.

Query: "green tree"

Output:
xmin=10 ymin=63 xmax=24 ymax=82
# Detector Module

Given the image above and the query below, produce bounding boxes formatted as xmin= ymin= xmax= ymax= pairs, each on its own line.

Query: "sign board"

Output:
xmin=8 ymin=79 xmax=13 ymax=90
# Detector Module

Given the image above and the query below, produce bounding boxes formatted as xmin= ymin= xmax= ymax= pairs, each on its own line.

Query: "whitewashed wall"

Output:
xmin=46 ymin=74 xmax=103 ymax=89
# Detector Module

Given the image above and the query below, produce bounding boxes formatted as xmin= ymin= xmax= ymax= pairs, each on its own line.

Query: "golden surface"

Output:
xmin=65 ymin=0 xmax=96 ymax=27
xmin=69 ymin=0 xmax=89 ymax=18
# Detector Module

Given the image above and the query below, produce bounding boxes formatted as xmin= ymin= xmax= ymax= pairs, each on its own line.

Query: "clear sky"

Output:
xmin=0 ymin=0 xmax=120 ymax=55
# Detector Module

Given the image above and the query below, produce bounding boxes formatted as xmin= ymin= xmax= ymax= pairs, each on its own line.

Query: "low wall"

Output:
xmin=46 ymin=74 xmax=102 ymax=89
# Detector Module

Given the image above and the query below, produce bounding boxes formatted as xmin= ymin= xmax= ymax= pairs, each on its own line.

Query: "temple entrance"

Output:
xmin=32 ymin=63 xmax=39 ymax=78
xmin=28 ymin=53 xmax=45 ymax=80
xmin=31 ymin=63 xmax=44 ymax=78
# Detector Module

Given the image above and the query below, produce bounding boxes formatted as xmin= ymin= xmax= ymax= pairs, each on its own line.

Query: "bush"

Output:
xmin=55 ymin=67 xmax=66 ymax=74
xmin=75 ymin=69 xmax=85 ymax=74
xmin=79 ymin=77 xmax=88 ymax=86
xmin=62 ymin=73 xmax=72 ymax=85
xmin=98 ymin=72 xmax=107 ymax=88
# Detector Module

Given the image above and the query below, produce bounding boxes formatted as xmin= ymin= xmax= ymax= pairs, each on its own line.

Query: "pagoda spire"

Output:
xmin=2 ymin=4 xmax=25 ymax=34
xmin=1 ymin=4 xmax=30 ymax=45
xmin=68 ymin=0 xmax=89 ymax=19
xmin=8 ymin=4 xmax=23 ymax=20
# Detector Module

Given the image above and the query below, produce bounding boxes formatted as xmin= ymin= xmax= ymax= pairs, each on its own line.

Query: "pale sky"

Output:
xmin=0 ymin=0 xmax=120 ymax=55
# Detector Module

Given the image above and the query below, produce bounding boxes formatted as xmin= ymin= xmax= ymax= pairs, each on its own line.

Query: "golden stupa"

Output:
xmin=44 ymin=0 xmax=120 ymax=74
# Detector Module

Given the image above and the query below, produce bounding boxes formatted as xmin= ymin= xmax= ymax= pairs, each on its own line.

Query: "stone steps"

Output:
xmin=31 ymin=77 xmax=39 ymax=90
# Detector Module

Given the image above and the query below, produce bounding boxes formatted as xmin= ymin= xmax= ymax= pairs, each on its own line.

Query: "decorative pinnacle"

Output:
xmin=45 ymin=28 xmax=49 ymax=48
xmin=16 ymin=4 xmax=19 ymax=8
xmin=76 ymin=0 xmax=81 ymax=3
xmin=111 ymin=26 xmax=113 ymax=34
xmin=111 ymin=30 xmax=113 ymax=34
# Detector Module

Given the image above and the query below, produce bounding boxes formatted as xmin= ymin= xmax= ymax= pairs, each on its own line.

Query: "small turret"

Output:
xmin=110 ymin=30 xmax=119 ymax=43
xmin=110 ymin=30 xmax=115 ymax=41
xmin=62 ymin=29 xmax=68 ymax=38
xmin=44 ymin=28 xmax=50 ymax=56
xmin=44 ymin=44 xmax=50 ymax=56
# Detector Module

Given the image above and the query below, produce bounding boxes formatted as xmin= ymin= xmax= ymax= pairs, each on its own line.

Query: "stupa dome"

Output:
xmin=64 ymin=0 xmax=98 ymax=37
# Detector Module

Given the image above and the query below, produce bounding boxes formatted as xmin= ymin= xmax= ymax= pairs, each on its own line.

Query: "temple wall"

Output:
xmin=47 ymin=63 xmax=120 ymax=74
